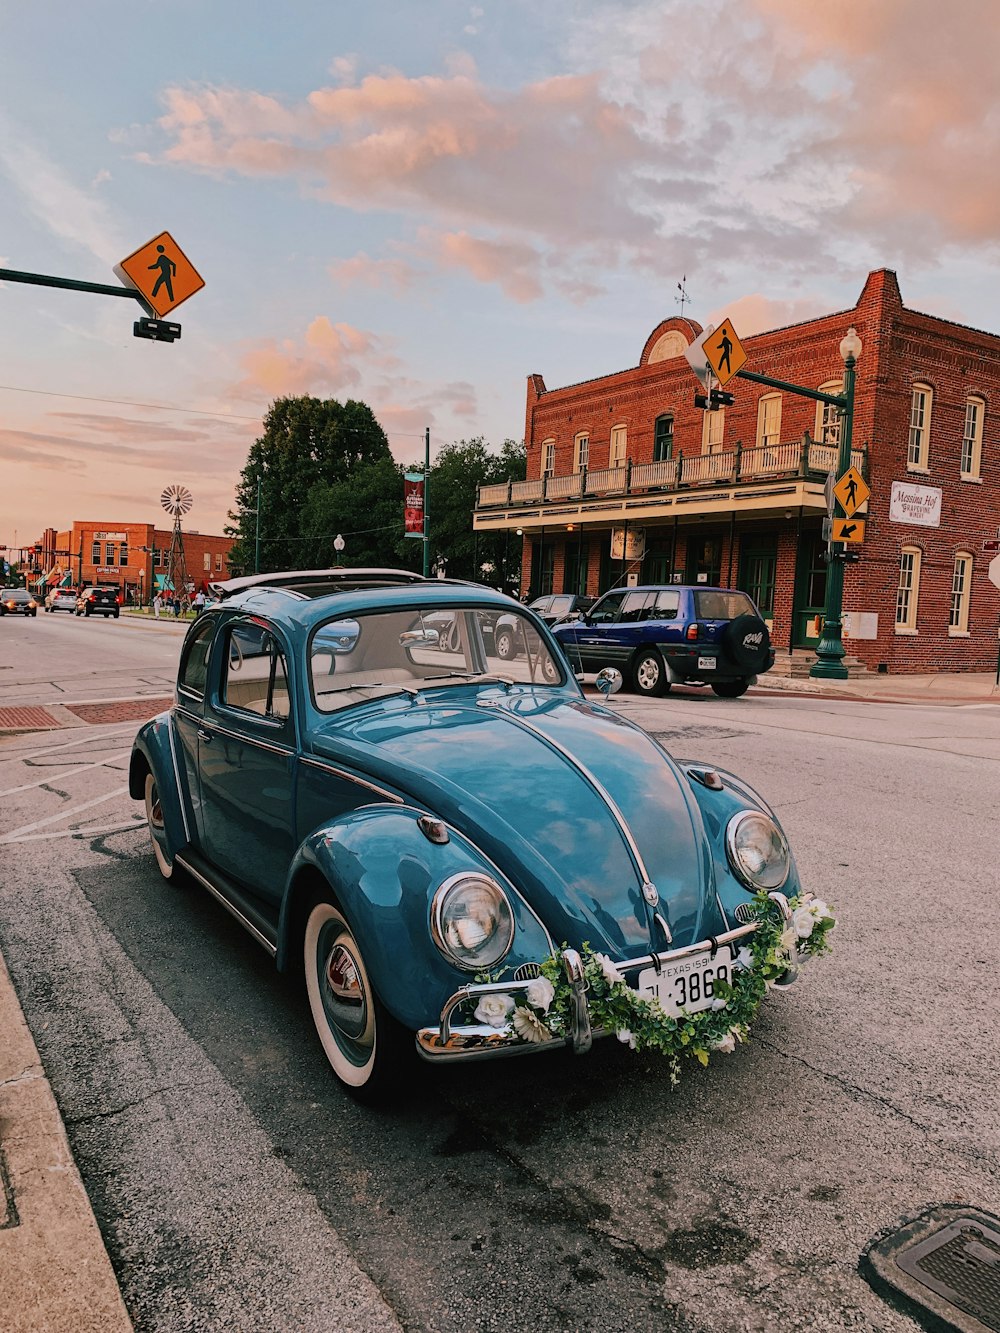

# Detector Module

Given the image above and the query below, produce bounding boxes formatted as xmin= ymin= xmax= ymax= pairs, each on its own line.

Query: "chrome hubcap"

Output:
xmin=637 ymin=658 xmax=659 ymax=690
xmin=321 ymin=938 xmax=370 ymax=1045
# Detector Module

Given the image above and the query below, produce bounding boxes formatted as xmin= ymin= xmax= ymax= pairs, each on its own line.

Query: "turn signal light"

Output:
xmin=686 ymin=622 xmax=700 ymax=641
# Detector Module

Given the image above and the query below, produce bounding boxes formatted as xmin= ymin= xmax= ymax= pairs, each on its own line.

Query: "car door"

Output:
xmin=559 ymin=589 xmax=628 ymax=670
xmin=198 ymin=617 xmax=297 ymax=902
xmin=172 ymin=615 xmax=218 ymax=845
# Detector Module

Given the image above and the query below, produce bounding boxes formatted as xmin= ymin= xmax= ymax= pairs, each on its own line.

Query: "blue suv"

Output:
xmin=551 ymin=585 xmax=774 ymax=698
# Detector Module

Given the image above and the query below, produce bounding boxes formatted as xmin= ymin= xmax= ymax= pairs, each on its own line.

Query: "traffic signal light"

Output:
xmin=693 ymin=389 xmax=735 ymax=411
xmin=134 ymin=318 xmax=182 ymax=343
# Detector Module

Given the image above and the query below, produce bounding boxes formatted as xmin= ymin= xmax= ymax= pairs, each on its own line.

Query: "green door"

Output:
xmin=738 ymin=535 xmax=777 ymax=617
xmin=793 ymin=533 xmax=828 ymax=647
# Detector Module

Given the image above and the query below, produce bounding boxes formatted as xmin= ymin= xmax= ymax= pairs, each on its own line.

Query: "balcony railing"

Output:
xmin=477 ymin=434 xmax=867 ymax=510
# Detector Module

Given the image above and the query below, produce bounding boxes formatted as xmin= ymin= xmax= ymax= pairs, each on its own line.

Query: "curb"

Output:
xmin=0 ymin=951 xmax=133 ymax=1332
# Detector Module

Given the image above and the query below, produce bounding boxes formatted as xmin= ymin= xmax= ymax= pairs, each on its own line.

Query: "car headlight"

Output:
xmin=431 ymin=873 xmax=514 ymax=971
xmin=725 ymin=811 xmax=790 ymax=891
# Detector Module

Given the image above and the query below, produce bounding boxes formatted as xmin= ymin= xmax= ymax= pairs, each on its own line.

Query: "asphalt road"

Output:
xmin=1 ymin=613 xmax=998 ymax=1332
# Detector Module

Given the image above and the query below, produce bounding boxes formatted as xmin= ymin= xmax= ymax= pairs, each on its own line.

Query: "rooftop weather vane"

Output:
xmin=675 ymin=275 xmax=690 ymax=318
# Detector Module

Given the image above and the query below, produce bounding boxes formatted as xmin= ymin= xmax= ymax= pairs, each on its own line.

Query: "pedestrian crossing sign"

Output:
xmin=833 ymin=466 xmax=870 ymax=519
xmin=701 ymin=317 xmax=747 ymax=387
xmin=114 ymin=232 xmax=205 ymax=318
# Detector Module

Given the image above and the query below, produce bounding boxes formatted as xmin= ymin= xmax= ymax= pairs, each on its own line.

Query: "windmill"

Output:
xmin=161 ymin=484 xmax=193 ymax=604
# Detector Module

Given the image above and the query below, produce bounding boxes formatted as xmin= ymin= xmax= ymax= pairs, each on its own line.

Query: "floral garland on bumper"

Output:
xmin=469 ymin=892 xmax=835 ymax=1084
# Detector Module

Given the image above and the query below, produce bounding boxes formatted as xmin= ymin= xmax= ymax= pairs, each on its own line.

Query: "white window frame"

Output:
xmin=961 ymin=397 xmax=984 ymax=480
xmin=609 ymin=425 xmax=627 ymax=469
xmin=702 ymin=408 xmax=725 ymax=453
xmin=573 ymin=432 xmax=589 ymax=473
xmin=541 ymin=439 xmax=555 ymax=479
xmin=949 ymin=551 xmax=973 ymax=634
xmin=203 ymin=552 xmax=212 ymax=571
xmin=895 ymin=546 xmax=922 ymax=633
xmin=815 ymin=381 xmax=843 ymax=446
xmin=908 ymin=384 xmax=932 ymax=471
xmin=215 ymin=553 xmax=223 ymax=572
xmin=756 ymin=394 xmax=782 ymax=448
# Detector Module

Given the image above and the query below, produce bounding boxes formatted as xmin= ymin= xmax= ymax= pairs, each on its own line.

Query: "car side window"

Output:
xmin=222 ymin=623 xmax=291 ymax=722
xmin=178 ymin=618 xmax=215 ymax=698
xmin=619 ymin=591 xmax=654 ymax=623
xmin=588 ymin=592 xmax=626 ymax=624
xmin=653 ymin=590 xmax=680 ymax=620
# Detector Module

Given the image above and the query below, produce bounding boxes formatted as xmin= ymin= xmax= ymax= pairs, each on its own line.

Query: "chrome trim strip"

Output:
xmin=615 ymin=920 xmax=757 ymax=975
xmin=205 ymin=722 xmax=295 ymax=756
xmin=175 ymin=854 xmax=277 ymax=957
xmin=298 ymin=756 xmax=403 ymax=803
xmin=166 ymin=715 xmax=192 ymax=843
xmin=474 ymin=701 xmax=654 ymax=888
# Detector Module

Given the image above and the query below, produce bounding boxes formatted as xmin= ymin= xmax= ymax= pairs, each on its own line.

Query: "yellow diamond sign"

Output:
xmin=833 ymin=466 xmax=870 ymax=518
xmin=701 ymin=318 xmax=747 ymax=387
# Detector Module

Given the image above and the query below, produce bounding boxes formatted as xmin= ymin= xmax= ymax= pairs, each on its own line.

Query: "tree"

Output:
xmin=301 ymin=456 xmax=421 ymax=571
xmin=419 ymin=437 xmax=525 ymax=587
xmin=227 ymin=397 xmax=394 ymax=573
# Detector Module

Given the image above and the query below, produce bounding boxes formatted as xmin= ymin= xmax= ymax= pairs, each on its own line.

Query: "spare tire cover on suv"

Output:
xmin=721 ymin=614 xmax=771 ymax=673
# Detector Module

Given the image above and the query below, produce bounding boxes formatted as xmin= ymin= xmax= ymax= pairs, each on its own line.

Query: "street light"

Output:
xmin=810 ymin=326 xmax=862 ymax=680
xmin=333 ymin=533 xmax=345 ymax=565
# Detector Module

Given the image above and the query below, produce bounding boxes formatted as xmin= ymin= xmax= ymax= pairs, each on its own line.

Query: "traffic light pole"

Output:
xmin=0 ymin=266 xmax=179 ymax=340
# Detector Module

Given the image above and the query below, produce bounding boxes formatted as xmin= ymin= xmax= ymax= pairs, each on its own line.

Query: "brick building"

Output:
xmin=473 ymin=269 xmax=1000 ymax=673
xmin=30 ymin=520 xmax=233 ymax=604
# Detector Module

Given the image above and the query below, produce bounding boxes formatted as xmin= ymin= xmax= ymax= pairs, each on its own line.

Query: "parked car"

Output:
xmin=130 ymin=568 xmax=815 ymax=1101
xmin=45 ymin=587 xmax=78 ymax=613
xmin=552 ymin=585 xmax=775 ymax=698
xmin=76 ymin=586 xmax=120 ymax=618
xmin=1 ymin=589 xmax=38 ymax=616
xmin=493 ymin=593 xmax=596 ymax=661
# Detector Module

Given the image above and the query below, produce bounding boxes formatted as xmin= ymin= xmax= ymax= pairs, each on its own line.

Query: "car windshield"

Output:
xmin=693 ymin=590 xmax=756 ymax=619
xmin=310 ymin=604 xmax=562 ymax=712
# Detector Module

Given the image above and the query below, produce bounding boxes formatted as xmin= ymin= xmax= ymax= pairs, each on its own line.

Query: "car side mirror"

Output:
xmin=595 ymin=667 xmax=623 ymax=696
xmin=565 ymin=610 xmax=583 ymax=623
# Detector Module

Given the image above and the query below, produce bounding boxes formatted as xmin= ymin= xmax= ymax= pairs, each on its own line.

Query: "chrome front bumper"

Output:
xmin=415 ymin=892 xmax=797 ymax=1063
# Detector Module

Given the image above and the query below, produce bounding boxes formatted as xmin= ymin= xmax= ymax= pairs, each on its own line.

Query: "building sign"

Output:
xmin=93 ymin=531 xmax=127 ymax=541
xmin=610 ymin=527 xmax=646 ymax=561
xmin=95 ymin=567 xmax=121 ymax=575
xmin=889 ymin=480 xmax=941 ymax=528
xmin=404 ymin=471 xmax=425 ymax=537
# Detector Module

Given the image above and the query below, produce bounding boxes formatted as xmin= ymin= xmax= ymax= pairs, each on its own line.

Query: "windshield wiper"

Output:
xmin=420 ymin=672 xmax=514 ymax=689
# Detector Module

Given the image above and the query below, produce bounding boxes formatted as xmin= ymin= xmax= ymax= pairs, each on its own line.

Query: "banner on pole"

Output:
xmin=404 ymin=471 xmax=425 ymax=537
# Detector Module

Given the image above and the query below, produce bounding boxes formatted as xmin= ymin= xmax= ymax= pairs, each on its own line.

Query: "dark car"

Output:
xmin=2 ymin=588 xmax=39 ymax=616
xmin=552 ymin=584 xmax=774 ymax=698
xmin=76 ymin=586 xmax=120 ymax=618
xmin=493 ymin=593 xmax=595 ymax=660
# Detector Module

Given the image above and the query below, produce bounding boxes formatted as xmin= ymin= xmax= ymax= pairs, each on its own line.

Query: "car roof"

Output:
xmin=600 ymin=584 xmax=742 ymax=595
xmin=209 ymin=568 xmax=429 ymax=600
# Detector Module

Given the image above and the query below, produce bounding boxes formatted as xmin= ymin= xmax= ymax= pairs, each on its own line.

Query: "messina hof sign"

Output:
xmin=889 ymin=480 xmax=942 ymax=528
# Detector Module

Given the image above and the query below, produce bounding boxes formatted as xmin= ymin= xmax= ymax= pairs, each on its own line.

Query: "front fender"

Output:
xmin=129 ymin=713 xmax=191 ymax=864
xmin=680 ymin=763 xmax=802 ymax=920
xmin=278 ymin=806 xmax=553 ymax=1032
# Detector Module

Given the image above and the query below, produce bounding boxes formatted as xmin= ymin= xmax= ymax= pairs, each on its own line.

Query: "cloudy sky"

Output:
xmin=2 ymin=0 xmax=998 ymax=547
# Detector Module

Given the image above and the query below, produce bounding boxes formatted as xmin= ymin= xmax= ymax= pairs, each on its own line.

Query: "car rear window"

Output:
xmin=694 ymin=590 xmax=756 ymax=620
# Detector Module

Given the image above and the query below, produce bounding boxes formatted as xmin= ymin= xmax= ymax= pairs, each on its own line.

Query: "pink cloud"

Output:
xmin=329 ymin=252 xmax=417 ymax=292
xmin=708 ymin=292 xmax=827 ymax=338
xmin=235 ymin=316 xmax=384 ymax=398
xmin=428 ymin=230 xmax=543 ymax=302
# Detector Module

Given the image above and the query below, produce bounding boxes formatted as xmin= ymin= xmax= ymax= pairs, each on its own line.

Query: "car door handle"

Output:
xmin=197 ymin=728 xmax=213 ymax=743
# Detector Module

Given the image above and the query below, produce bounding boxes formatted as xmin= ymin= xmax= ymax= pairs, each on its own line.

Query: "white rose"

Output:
xmin=792 ymin=906 xmax=815 ymax=939
xmin=711 ymin=998 xmax=728 ymax=1011
xmin=474 ymin=993 xmax=514 ymax=1029
xmin=810 ymin=898 xmax=833 ymax=921
xmin=616 ymin=1028 xmax=637 ymax=1049
xmin=595 ymin=953 xmax=625 ymax=987
xmin=734 ymin=947 xmax=753 ymax=972
xmin=525 ymin=975 xmax=555 ymax=1013
xmin=712 ymin=1032 xmax=736 ymax=1054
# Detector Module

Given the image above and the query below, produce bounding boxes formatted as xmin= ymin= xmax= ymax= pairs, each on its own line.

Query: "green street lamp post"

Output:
xmin=809 ymin=326 xmax=863 ymax=680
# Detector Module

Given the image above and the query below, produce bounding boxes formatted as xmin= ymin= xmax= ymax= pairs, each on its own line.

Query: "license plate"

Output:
xmin=637 ymin=947 xmax=733 ymax=1019
xmin=697 ymin=656 xmax=717 ymax=670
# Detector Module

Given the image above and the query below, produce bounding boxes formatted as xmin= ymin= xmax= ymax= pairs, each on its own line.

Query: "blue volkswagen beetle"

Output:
xmin=130 ymin=569 xmax=823 ymax=1099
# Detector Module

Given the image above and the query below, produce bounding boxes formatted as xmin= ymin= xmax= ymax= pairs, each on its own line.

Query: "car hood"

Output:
xmin=310 ymin=692 xmax=722 ymax=958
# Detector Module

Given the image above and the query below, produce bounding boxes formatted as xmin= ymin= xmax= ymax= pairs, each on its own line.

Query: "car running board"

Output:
xmin=174 ymin=850 xmax=279 ymax=958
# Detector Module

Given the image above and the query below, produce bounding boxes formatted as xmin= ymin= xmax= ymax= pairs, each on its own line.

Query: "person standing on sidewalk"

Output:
xmin=153 ymin=592 xmax=162 ymax=618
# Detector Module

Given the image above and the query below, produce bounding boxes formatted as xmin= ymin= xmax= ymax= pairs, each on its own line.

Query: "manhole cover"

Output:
xmin=863 ymin=1205 xmax=1000 ymax=1332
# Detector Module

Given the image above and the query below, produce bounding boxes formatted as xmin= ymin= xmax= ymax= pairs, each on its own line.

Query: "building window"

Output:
xmin=908 ymin=384 xmax=932 ymax=470
xmin=203 ymin=552 xmax=212 ymax=571
xmin=703 ymin=408 xmax=725 ymax=453
xmin=609 ymin=425 xmax=627 ymax=469
xmin=573 ymin=433 xmax=589 ymax=473
xmin=91 ymin=541 xmax=101 ymax=564
xmin=653 ymin=415 xmax=674 ymax=462
xmin=961 ymin=397 xmax=984 ymax=479
xmin=119 ymin=544 xmax=128 ymax=567
xmin=686 ymin=535 xmax=723 ymax=585
xmin=756 ymin=394 xmax=782 ymax=448
xmin=949 ymin=552 xmax=973 ymax=633
xmin=541 ymin=439 xmax=555 ymax=478
xmin=815 ymin=381 xmax=843 ymax=446
xmin=152 ymin=547 xmax=162 ymax=568
xmin=215 ymin=553 xmax=223 ymax=572
xmin=105 ymin=542 xmax=116 ymax=565
xmin=895 ymin=547 xmax=922 ymax=631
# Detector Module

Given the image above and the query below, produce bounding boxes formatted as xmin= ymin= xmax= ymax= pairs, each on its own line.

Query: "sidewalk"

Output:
xmin=753 ymin=668 xmax=1000 ymax=705
xmin=0 ymin=954 xmax=132 ymax=1333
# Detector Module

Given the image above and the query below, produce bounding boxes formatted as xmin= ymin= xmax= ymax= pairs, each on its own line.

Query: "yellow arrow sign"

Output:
xmin=114 ymin=232 xmax=205 ymax=318
xmin=832 ymin=517 xmax=865 ymax=543
xmin=833 ymin=465 xmax=870 ymax=518
xmin=701 ymin=317 xmax=747 ymax=387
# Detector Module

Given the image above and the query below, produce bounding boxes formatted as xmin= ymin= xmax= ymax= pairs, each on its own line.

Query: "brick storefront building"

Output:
xmin=473 ymin=269 xmax=1000 ymax=673
xmin=30 ymin=520 xmax=233 ymax=604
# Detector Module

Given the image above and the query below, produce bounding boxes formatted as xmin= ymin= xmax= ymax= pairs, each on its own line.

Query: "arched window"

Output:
xmin=815 ymin=381 xmax=843 ymax=446
xmin=702 ymin=405 xmax=725 ymax=453
xmin=895 ymin=546 xmax=922 ymax=632
xmin=609 ymin=425 xmax=628 ymax=469
xmin=949 ymin=552 xmax=973 ymax=634
xmin=756 ymin=394 xmax=782 ymax=448
xmin=961 ymin=397 xmax=985 ymax=479
xmin=573 ymin=432 xmax=589 ymax=473
xmin=541 ymin=439 xmax=555 ymax=479
xmin=908 ymin=384 xmax=933 ymax=470
xmin=653 ymin=415 xmax=674 ymax=462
